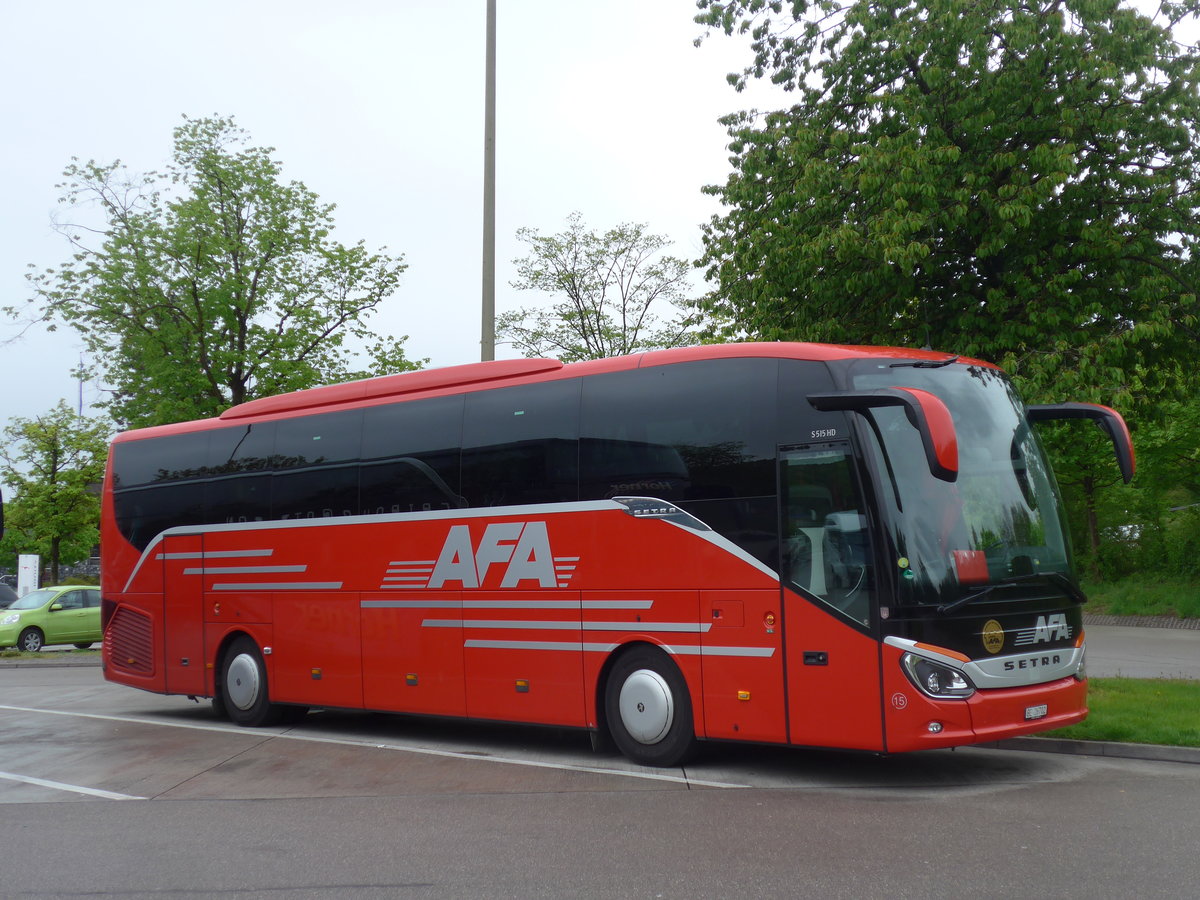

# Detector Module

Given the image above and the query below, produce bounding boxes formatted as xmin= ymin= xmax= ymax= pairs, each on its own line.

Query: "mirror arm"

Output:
xmin=808 ymin=388 xmax=959 ymax=482
xmin=1027 ymin=403 xmax=1135 ymax=483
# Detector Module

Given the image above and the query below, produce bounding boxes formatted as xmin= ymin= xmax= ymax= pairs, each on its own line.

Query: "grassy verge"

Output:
xmin=0 ymin=647 xmax=99 ymax=661
xmin=1082 ymin=578 xmax=1200 ymax=619
xmin=1043 ymin=677 xmax=1200 ymax=747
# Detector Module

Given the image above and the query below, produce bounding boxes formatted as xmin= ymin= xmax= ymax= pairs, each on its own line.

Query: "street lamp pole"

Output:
xmin=480 ymin=0 xmax=497 ymax=361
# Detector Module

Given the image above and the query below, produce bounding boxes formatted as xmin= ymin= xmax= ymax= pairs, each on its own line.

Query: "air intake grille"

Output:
xmin=106 ymin=607 xmax=154 ymax=675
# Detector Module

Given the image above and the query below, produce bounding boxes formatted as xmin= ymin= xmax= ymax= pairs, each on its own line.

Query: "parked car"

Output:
xmin=0 ymin=583 xmax=18 ymax=609
xmin=0 ymin=585 xmax=102 ymax=652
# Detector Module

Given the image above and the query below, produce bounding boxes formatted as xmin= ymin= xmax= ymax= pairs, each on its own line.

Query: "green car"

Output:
xmin=0 ymin=585 xmax=102 ymax=652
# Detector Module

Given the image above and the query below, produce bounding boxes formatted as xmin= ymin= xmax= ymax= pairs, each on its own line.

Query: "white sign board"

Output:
xmin=17 ymin=554 xmax=40 ymax=597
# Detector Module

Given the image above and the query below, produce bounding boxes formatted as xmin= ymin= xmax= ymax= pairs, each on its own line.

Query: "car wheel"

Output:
xmin=74 ymin=642 xmax=93 ymax=650
xmin=219 ymin=636 xmax=282 ymax=727
xmin=604 ymin=645 xmax=697 ymax=767
xmin=18 ymin=628 xmax=44 ymax=653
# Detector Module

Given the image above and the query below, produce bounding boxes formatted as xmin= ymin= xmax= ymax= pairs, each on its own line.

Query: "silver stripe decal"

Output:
xmin=421 ymin=620 xmax=712 ymax=633
xmin=431 ymin=619 xmax=574 ymax=630
xmin=360 ymin=599 xmax=655 ymax=611
xmin=664 ymin=644 xmax=777 ymax=657
xmin=462 ymin=639 xmax=774 ymax=658
xmin=585 ymin=622 xmax=710 ymax=633
xmin=158 ymin=550 xmax=274 ymax=561
xmin=362 ymin=600 xmax=461 ymax=609
xmin=464 ymin=600 xmax=581 ymax=609
xmin=667 ymin=523 xmax=779 ymax=581
xmin=466 ymin=639 xmax=583 ymax=651
xmin=211 ymin=582 xmax=343 ymax=591
xmin=182 ymin=565 xmax=306 ymax=575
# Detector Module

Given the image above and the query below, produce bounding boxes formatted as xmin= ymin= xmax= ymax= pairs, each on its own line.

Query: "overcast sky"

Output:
xmin=2 ymin=2 xmax=1195 ymax=431
xmin=1 ymin=0 xmax=786 ymax=427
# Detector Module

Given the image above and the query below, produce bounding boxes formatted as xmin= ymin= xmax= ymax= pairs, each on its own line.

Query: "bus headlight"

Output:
xmin=901 ymin=653 xmax=975 ymax=699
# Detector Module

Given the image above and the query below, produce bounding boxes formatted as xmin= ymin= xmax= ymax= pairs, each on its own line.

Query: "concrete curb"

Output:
xmin=1083 ymin=614 xmax=1200 ymax=630
xmin=984 ymin=736 xmax=1200 ymax=766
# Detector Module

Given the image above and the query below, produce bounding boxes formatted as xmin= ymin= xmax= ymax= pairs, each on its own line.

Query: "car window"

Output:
xmin=86 ymin=590 xmax=101 ymax=608
xmin=57 ymin=591 xmax=84 ymax=610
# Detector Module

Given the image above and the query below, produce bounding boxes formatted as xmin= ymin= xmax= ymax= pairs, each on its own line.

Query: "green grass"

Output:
xmin=1044 ymin=677 xmax=1200 ymax=747
xmin=1082 ymin=577 xmax=1200 ymax=619
xmin=0 ymin=647 xmax=99 ymax=660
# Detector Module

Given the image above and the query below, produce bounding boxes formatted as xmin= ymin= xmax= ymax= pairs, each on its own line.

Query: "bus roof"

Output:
xmin=111 ymin=342 xmax=991 ymax=442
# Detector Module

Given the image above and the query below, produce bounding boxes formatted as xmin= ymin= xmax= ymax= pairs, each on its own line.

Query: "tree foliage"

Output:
xmin=498 ymin=212 xmax=698 ymax=361
xmin=695 ymin=0 xmax=1200 ymax=405
xmin=13 ymin=116 xmax=419 ymax=428
xmin=0 ymin=403 xmax=111 ymax=582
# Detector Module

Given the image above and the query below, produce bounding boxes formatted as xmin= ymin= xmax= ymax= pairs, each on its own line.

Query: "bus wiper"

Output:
xmin=890 ymin=356 xmax=959 ymax=369
xmin=1001 ymin=571 xmax=1087 ymax=604
xmin=938 ymin=585 xmax=998 ymax=614
xmin=938 ymin=571 xmax=1085 ymax=614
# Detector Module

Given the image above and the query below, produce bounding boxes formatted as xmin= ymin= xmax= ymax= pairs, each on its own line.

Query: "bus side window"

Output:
xmin=460 ymin=380 xmax=580 ymax=508
xmin=205 ymin=422 xmax=276 ymax=525
xmin=360 ymin=395 xmax=465 ymax=513
xmin=272 ymin=409 xmax=363 ymax=520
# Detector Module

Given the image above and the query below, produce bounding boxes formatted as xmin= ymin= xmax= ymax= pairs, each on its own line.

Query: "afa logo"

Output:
xmin=1014 ymin=613 xmax=1072 ymax=646
xmin=383 ymin=522 xmax=579 ymax=590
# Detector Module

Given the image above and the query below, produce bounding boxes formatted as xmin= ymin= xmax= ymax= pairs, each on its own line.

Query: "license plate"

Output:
xmin=1025 ymin=704 xmax=1048 ymax=721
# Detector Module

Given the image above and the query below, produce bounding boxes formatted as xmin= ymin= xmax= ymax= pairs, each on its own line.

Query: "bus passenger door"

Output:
xmin=162 ymin=533 xmax=207 ymax=696
xmin=780 ymin=444 xmax=884 ymax=752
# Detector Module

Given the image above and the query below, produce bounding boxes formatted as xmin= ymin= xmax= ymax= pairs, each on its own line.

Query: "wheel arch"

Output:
xmin=594 ymin=639 xmax=704 ymax=742
xmin=210 ymin=628 xmax=259 ymax=698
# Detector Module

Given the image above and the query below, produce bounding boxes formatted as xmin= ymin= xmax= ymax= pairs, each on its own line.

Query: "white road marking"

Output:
xmin=0 ymin=704 xmax=748 ymax=790
xmin=0 ymin=770 xmax=145 ymax=800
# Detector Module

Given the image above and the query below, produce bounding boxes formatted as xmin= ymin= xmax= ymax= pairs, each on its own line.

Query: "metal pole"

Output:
xmin=480 ymin=0 xmax=497 ymax=361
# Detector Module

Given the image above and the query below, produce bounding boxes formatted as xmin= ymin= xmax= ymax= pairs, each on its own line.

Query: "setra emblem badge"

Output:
xmin=981 ymin=619 xmax=1005 ymax=655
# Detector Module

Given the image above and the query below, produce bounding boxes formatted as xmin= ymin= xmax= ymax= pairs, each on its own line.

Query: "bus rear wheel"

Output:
xmin=604 ymin=645 xmax=697 ymax=767
xmin=220 ymin=637 xmax=282 ymax=727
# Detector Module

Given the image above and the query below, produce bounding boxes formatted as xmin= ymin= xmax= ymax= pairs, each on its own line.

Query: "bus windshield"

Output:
xmin=849 ymin=360 xmax=1074 ymax=608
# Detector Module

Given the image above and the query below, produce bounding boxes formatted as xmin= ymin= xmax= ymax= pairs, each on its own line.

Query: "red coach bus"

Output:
xmin=100 ymin=342 xmax=1133 ymax=766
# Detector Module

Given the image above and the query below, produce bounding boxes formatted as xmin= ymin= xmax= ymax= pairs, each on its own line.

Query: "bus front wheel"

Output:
xmin=220 ymin=637 xmax=281 ymax=727
xmin=604 ymin=645 xmax=697 ymax=767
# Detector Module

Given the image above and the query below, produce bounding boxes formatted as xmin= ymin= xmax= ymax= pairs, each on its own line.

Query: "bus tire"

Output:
xmin=220 ymin=636 xmax=282 ymax=727
xmin=604 ymin=645 xmax=697 ymax=767
xmin=18 ymin=628 xmax=44 ymax=653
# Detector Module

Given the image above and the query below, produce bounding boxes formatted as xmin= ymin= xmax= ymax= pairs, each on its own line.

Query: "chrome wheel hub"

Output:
xmin=226 ymin=653 xmax=261 ymax=711
xmin=618 ymin=668 xmax=673 ymax=745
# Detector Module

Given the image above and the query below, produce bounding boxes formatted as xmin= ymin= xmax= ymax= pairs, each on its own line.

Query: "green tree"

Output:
xmin=694 ymin=0 xmax=1200 ymax=404
xmin=499 ymin=212 xmax=698 ymax=361
xmin=12 ymin=116 xmax=419 ymax=429
xmin=0 ymin=403 xmax=111 ymax=583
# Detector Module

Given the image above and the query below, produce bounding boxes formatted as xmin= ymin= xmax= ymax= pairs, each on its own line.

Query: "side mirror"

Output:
xmin=1027 ymin=403 xmax=1135 ymax=483
xmin=50 ymin=603 xmax=63 ymax=612
xmin=808 ymin=387 xmax=959 ymax=482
